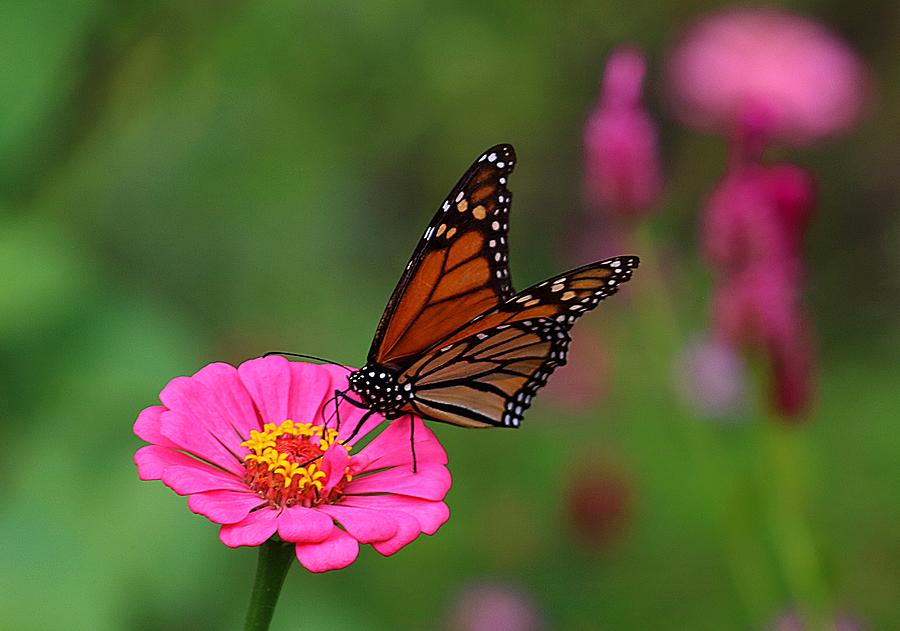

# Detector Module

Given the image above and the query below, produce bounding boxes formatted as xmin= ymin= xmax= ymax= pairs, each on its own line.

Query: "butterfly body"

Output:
xmin=337 ymin=144 xmax=638 ymax=433
xmin=347 ymin=364 xmax=412 ymax=418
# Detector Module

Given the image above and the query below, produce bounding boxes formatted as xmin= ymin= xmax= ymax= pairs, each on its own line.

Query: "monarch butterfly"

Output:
xmin=322 ymin=143 xmax=639 ymax=442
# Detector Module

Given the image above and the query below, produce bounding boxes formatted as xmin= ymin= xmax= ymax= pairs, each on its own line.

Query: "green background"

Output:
xmin=1 ymin=1 xmax=897 ymax=629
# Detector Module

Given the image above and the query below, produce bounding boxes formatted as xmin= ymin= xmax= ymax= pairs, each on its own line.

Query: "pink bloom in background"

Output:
xmin=134 ymin=356 xmax=451 ymax=572
xmin=673 ymin=335 xmax=747 ymax=421
xmin=703 ymin=164 xmax=815 ymax=273
xmin=584 ymin=47 xmax=663 ymax=216
xmin=704 ymin=165 xmax=816 ymax=419
xmin=447 ymin=582 xmax=544 ymax=631
xmin=711 ymin=265 xmax=814 ymax=417
xmin=666 ymin=7 xmax=868 ymax=147
xmin=541 ymin=328 xmax=610 ymax=412
xmin=712 ymin=264 xmax=806 ymax=353
xmin=767 ymin=610 xmax=866 ymax=631
xmin=566 ymin=461 xmax=632 ymax=548
xmin=577 ymin=48 xmax=662 ymax=399
xmin=666 ymin=7 xmax=864 ymax=419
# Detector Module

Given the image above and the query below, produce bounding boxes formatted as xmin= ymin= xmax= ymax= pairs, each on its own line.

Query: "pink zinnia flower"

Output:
xmin=134 ymin=356 xmax=451 ymax=572
xmin=584 ymin=47 xmax=663 ymax=216
xmin=666 ymin=7 xmax=868 ymax=146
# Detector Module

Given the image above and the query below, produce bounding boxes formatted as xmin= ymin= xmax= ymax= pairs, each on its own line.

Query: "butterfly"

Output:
xmin=329 ymin=143 xmax=639 ymax=440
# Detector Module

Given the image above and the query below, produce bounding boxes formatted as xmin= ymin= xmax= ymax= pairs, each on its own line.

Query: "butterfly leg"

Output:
xmin=326 ymin=388 xmax=368 ymax=432
xmin=299 ymin=402 xmax=369 ymax=468
xmin=343 ymin=409 xmax=375 ymax=445
xmin=327 ymin=389 xmax=347 ymax=432
xmin=408 ymin=413 xmax=417 ymax=474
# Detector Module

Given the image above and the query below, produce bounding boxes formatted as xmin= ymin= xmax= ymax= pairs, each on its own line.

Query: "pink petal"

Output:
xmin=133 ymin=405 xmax=178 ymax=448
xmin=316 ymin=505 xmax=399 ymax=544
xmin=158 ymin=381 xmax=246 ymax=476
xmin=370 ymin=510 xmax=423 ymax=556
xmin=276 ymin=506 xmax=334 ymax=543
xmin=188 ymin=490 xmax=267 ymax=525
xmin=343 ymin=463 xmax=451 ymax=500
xmin=320 ymin=444 xmax=350 ymax=494
xmin=219 ymin=508 xmax=280 ymax=548
xmin=341 ymin=495 xmax=450 ymax=535
xmin=287 ymin=362 xmax=346 ymax=424
xmin=355 ymin=416 xmax=447 ymax=470
xmin=160 ymin=376 xmax=244 ymax=449
xmin=161 ymin=462 xmax=248 ymax=495
xmin=134 ymin=445 xmax=199 ymax=480
xmin=294 ymin=526 xmax=359 ymax=573
xmin=192 ymin=362 xmax=262 ymax=436
xmin=237 ymin=356 xmax=292 ymax=425
xmin=292 ymin=363 xmax=386 ymax=446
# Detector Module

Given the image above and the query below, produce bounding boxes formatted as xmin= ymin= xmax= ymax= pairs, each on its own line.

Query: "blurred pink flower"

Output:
xmin=703 ymin=164 xmax=815 ymax=273
xmin=566 ymin=462 xmax=631 ymax=548
xmin=770 ymin=332 xmax=814 ymax=418
xmin=702 ymin=160 xmax=817 ymax=419
xmin=765 ymin=164 xmax=817 ymax=254
xmin=447 ymin=582 xmax=544 ymax=631
xmin=674 ymin=335 xmax=747 ymax=420
xmin=712 ymin=263 xmax=814 ymax=418
xmin=713 ymin=264 xmax=800 ymax=349
xmin=666 ymin=7 xmax=868 ymax=146
xmin=540 ymin=328 xmax=610 ymax=412
xmin=584 ymin=47 xmax=663 ymax=216
xmin=768 ymin=610 xmax=866 ymax=631
xmin=134 ymin=356 xmax=451 ymax=573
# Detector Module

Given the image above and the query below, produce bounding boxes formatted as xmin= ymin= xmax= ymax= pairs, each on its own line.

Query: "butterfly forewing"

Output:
xmin=369 ymin=144 xmax=518 ymax=369
xmin=432 ymin=256 xmax=639 ymax=350
xmin=397 ymin=256 xmax=639 ymax=428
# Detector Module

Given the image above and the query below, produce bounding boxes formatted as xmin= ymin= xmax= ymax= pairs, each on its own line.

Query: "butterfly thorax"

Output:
xmin=347 ymin=363 xmax=413 ymax=419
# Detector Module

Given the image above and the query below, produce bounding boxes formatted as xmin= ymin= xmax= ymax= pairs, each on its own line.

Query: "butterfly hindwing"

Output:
xmin=401 ymin=318 xmax=571 ymax=428
xmin=398 ymin=256 xmax=640 ymax=428
xmin=369 ymin=144 xmax=517 ymax=369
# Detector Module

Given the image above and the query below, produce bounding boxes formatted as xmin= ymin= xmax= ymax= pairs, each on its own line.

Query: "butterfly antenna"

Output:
xmin=262 ymin=351 xmax=353 ymax=372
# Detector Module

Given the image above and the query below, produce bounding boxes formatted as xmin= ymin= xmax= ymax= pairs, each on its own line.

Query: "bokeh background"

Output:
xmin=1 ymin=1 xmax=897 ymax=630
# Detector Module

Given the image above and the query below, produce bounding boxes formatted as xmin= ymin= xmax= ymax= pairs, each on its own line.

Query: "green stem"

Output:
xmin=758 ymin=410 xmax=830 ymax=629
xmin=631 ymin=216 xmax=833 ymax=627
xmin=244 ymin=539 xmax=295 ymax=631
xmin=629 ymin=226 xmax=779 ymax=625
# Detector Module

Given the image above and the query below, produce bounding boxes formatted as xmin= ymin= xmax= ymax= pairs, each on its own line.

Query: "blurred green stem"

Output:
xmin=244 ymin=539 xmax=294 ymax=631
xmin=629 ymin=225 xmax=836 ymax=626
xmin=758 ymin=405 xmax=831 ymax=629
xmin=631 ymin=226 xmax=777 ymax=624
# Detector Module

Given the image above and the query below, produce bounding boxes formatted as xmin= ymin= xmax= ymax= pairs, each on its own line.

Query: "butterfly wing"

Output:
xmin=435 ymin=255 xmax=640 ymax=349
xmin=398 ymin=256 xmax=639 ymax=428
xmin=369 ymin=144 xmax=517 ymax=369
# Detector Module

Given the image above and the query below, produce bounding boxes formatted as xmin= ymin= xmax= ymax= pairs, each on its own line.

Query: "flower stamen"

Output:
xmin=240 ymin=420 xmax=351 ymax=507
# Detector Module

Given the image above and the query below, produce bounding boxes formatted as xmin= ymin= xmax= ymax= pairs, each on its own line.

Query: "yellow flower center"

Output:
xmin=240 ymin=420 xmax=351 ymax=508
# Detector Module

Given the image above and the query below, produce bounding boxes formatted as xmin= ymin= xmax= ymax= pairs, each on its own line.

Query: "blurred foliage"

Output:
xmin=1 ymin=1 xmax=897 ymax=630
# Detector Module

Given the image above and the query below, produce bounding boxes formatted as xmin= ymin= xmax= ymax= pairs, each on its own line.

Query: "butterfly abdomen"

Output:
xmin=347 ymin=364 xmax=413 ymax=419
